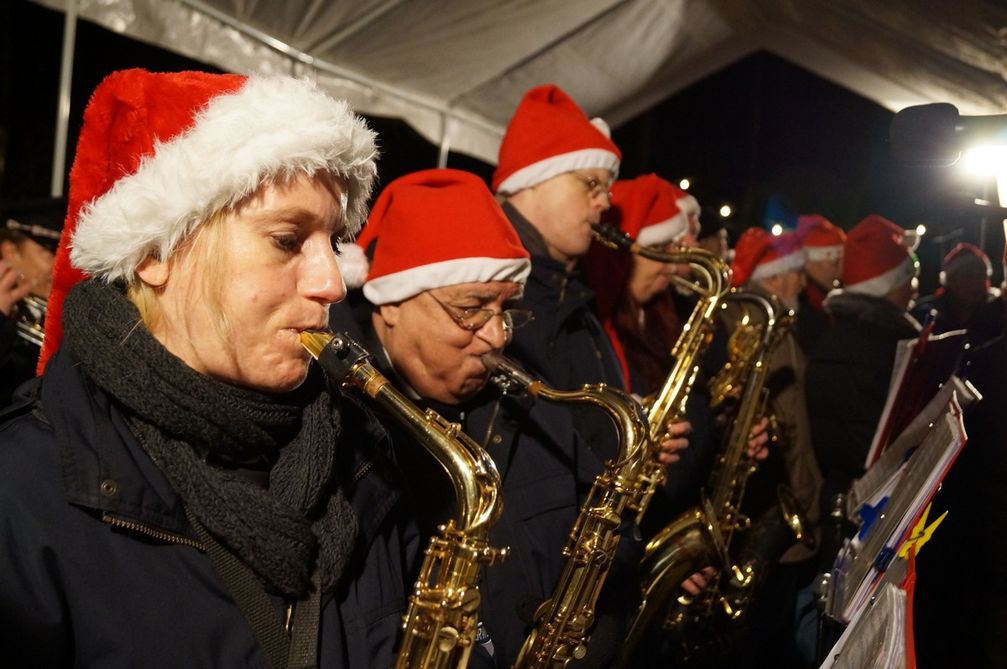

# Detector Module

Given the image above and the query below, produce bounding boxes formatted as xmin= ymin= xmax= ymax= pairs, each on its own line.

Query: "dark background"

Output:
xmin=3 ymin=0 xmax=1003 ymax=294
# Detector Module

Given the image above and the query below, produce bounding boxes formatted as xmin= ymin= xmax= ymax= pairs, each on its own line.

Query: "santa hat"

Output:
xmin=941 ymin=242 xmax=992 ymax=279
xmin=610 ymin=174 xmax=693 ymax=246
xmin=731 ymin=227 xmax=805 ymax=287
xmin=40 ymin=68 xmax=377 ymax=371
xmin=341 ymin=169 xmax=530 ymax=305
xmin=796 ymin=214 xmax=846 ymax=262
xmin=492 ymin=84 xmax=621 ymax=195
xmin=841 ymin=214 xmax=919 ymax=297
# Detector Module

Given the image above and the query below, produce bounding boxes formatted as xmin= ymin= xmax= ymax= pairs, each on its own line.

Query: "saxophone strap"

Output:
xmin=187 ymin=509 xmax=321 ymax=669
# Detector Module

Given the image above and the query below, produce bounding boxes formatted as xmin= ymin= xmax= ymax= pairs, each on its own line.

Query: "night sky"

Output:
xmin=3 ymin=0 xmax=1002 ymax=293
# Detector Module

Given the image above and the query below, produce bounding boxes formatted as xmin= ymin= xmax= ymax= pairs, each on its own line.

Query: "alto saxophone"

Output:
xmin=622 ymin=291 xmax=811 ymax=660
xmin=300 ymin=331 xmax=507 ymax=669
xmin=482 ymin=353 xmax=650 ymax=669
xmin=590 ymin=222 xmax=732 ymax=524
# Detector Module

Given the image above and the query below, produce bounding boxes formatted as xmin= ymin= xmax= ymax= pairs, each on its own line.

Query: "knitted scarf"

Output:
xmin=62 ymin=279 xmax=358 ymax=599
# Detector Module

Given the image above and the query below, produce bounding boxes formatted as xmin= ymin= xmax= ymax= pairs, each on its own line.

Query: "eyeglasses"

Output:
xmin=569 ymin=171 xmax=613 ymax=202
xmin=427 ymin=292 xmax=534 ymax=335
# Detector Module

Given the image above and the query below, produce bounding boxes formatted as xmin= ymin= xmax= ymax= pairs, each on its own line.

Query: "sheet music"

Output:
xmin=850 ymin=376 xmax=980 ymax=517
xmin=833 ymin=392 xmax=967 ymax=622
xmin=819 ymin=582 xmax=906 ymax=669
xmin=864 ymin=329 xmax=967 ymax=468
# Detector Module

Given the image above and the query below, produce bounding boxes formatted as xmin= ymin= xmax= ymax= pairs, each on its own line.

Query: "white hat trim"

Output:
xmin=636 ymin=212 xmax=690 ymax=247
xmin=844 ymin=255 xmax=919 ymax=297
xmin=70 ymin=75 xmax=378 ymax=282
xmin=749 ymin=249 xmax=806 ymax=282
xmin=805 ymin=244 xmax=843 ymax=262
xmin=363 ymin=256 xmax=532 ymax=305
xmin=495 ymin=148 xmax=620 ymax=195
xmin=676 ymin=193 xmax=700 ymax=217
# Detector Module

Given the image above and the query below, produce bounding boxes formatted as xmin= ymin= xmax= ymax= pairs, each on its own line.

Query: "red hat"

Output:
xmin=341 ymin=169 xmax=530 ymax=305
xmin=942 ymin=242 xmax=992 ymax=276
xmin=841 ymin=214 xmax=919 ymax=296
xmin=40 ymin=68 xmax=378 ymax=372
xmin=796 ymin=214 xmax=846 ymax=262
xmin=731 ymin=228 xmax=805 ymax=287
xmin=491 ymin=84 xmax=621 ymax=195
xmin=610 ymin=174 xmax=692 ymax=246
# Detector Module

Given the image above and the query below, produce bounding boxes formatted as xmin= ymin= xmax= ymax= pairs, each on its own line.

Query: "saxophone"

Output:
xmin=590 ymin=222 xmax=732 ymax=524
xmin=622 ymin=291 xmax=811 ymax=661
xmin=482 ymin=352 xmax=649 ymax=669
xmin=299 ymin=331 xmax=507 ymax=669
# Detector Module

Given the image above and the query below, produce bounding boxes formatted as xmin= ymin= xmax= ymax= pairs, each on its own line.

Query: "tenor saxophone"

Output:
xmin=300 ymin=331 xmax=507 ymax=669
xmin=590 ymin=222 xmax=732 ymax=524
xmin=622 ymin=291 xmax=810 ymax=660
xmin=482 ymin=353 xmax=649 ymax=669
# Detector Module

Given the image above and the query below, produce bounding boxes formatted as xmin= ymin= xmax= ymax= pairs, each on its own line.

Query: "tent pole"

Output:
xmin=51 ymin=0 xmax=78 ymax=198
xmin=437 ymin=112 xmax=450 ymax=169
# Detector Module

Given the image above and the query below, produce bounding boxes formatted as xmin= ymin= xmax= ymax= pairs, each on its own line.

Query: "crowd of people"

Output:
xmin=0 ymin=67 xmax=1004 ymax=669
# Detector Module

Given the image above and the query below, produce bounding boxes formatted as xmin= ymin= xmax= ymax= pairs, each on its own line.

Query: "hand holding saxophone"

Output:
xmin=657 ymin=419 xmax=692 ymax=467
xmin=746 ymin=417 xmax=770 ymax=460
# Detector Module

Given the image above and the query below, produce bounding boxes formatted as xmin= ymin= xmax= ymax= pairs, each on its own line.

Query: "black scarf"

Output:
xmin=62 ymin=279 xmax=358 ymax=599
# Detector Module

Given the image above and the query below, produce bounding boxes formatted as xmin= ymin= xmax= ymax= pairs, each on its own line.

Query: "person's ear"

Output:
xmin=376 ymin=303 xmax=400 ymax=328
xmin=136 ymin=255 xmax=169 ymax=287
xmin=0 ymin=239 xmax=18 ymax=262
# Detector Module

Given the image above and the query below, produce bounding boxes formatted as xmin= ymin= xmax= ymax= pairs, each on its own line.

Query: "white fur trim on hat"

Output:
xmin=749 ymin=249 xmax=806 ymax=282
xmin=495 ymin=148 xmax=620 ymax=195
xmin=637 ymin=212 xmax=690 ymax=247
xmin=363 ymin=257 xmax=531 ymax=305
xmin=844 ymin=255 xmax=919 ymax=297
xmin=71 ymin=75 xmax=377 ymax=282
xmin=805 ymin=244 xmax=843 ymax=262
xmin=337 ymin=242 xmax=370 ymax=290
xmin=676 ymin=193 xmax=700 ymax=218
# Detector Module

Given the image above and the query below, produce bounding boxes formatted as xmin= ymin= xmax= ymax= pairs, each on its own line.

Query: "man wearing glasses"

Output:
xmin=489 ymin=85 xmax=693 ymax=667
xmin=334 ymin=169 xmax=616 ymax=667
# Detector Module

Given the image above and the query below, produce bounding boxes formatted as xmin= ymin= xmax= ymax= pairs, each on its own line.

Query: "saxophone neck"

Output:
xmin=483 ymin=352 xmax=648 ymax=465
xmin=302 ymin=330 xmax=503 ymax=534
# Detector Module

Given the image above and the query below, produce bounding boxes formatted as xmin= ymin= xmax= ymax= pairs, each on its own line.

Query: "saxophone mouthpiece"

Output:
xmin=299 ymin=329 xmax=335 ymax=359
xmin=481 ymin=352 xmax=536 ymax=392
xmin=591 ymin=222 xmax=636 ymax=252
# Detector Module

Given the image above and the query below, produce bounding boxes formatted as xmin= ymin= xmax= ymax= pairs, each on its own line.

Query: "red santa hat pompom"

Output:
xmin=610 ymin=174 xmax=692 ymax=246
xmin=351 ymin=169 xmax=530 ymax=305
xmin=841 ymin=214 xmax=919 ymax=297
xmin=40 ymin=68 xmax=378 ymax=372
xmin=796 ymin=214 xmax=846 ymax=262
xmin=492 ymin=84 xmax=621 ymax=195
xmin=731 ymin=227 xmax=805 ymax=287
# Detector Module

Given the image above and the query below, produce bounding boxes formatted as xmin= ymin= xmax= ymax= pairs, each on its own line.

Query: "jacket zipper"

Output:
xmin=351 ymin=460 xmax=373 ymax=486
xmin=101 ymin=513 xmax=204 ymax=550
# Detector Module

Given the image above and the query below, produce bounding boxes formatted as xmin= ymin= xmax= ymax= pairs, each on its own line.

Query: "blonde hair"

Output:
xmin=126 ymin=207 xmax=231 ymax=339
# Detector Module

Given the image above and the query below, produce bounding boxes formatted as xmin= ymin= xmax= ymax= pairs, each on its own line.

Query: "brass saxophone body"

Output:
xmin=622 ymin=291 xmax=806 ymax=660
xmin=590 ymin=222 xmax=732 ymax=525
xmin=300 ymin=331 xmax=507 ymax=669
xmin=15 ymin=295 xmax=46 ymax=347
xmin=482 ymin=352 xmax=649 ymax=669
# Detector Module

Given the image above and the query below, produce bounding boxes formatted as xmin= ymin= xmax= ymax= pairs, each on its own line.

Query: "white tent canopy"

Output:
xmin=35 ymin=0 xmax=1007 ymax=168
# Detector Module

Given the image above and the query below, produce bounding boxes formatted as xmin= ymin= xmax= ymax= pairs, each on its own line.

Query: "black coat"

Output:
xmin=0 ymin=344 xmax=418 ymax=668
xmin=805 ymin=292 xmax=921 ymax=510
xmin=502 ymin=202 xmax=626 ymax=466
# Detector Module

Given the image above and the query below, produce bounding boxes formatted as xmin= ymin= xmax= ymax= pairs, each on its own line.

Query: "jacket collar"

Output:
xmin=42 ymin=344 xmax=192 ymax=536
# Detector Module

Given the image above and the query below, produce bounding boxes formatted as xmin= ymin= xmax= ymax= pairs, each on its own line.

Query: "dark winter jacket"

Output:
xmin=502 ymin=201 xmax=626 ymax=465
xmin=806 ymin=291 xmax=921 ymax=512
xmin=0 ymin=343 xmax=417 ymax=668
